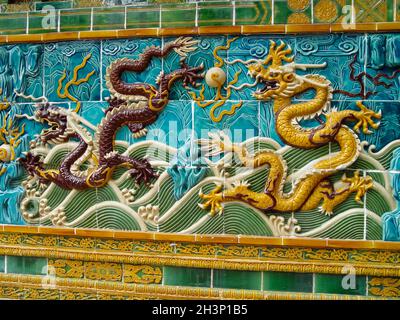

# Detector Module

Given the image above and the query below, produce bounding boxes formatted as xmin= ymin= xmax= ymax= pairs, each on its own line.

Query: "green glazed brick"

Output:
xmin=127 ymin=6 xmax=160 ymax=29
xmin=163 ymin=267 xmax=211 ymax=287
xmin=315 ymin=274 xmax=367 ymax=296
xmin=235 ymin=0 xmax=272 ymax=25
xmin=198 ymin=1 xmax=233 ymax=26
xmin=29 ymin=11 xmax=59 ymax=34
xmin=274 ymin=0 xmax=312 ymax=24
xmin=35 ymin=1 xmax=73 ymax=11
xmin=0 ymin=13 xmax=27 ymax=35
xmin=0 ymin=256 xmax=4 ymax=273
xmin=263 ymin=272 xmax=313 ymax=293
xmin=60 ymin=9 xmax=91 ymax=32
xmin=7 ymin=256 xmax=47 ymax=275
xmin=355 ymin=0 xmax=394 ymax=22
xmin=398 ymin=0 xmax=400 ymax=21
xmin=213 ymin=269 xmax=262 ymax=290
xmin=313 ymin=0 xmax=352 ymax=24
xmin=93 ymin=7 xmax=125 ymax=31
xmin=161 ymin=3 xmax=196 ymax=28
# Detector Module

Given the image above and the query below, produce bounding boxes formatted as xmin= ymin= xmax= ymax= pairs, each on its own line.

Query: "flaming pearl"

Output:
xmin=0 ymin=144 xmax=13 ymax=162
xmin=205 ymin=67 xmax=226 ymax=88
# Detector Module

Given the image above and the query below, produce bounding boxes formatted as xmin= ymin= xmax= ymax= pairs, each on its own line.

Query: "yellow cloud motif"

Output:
xmin=57 ymin=53 xmax=95 ymax=113
xmin=0 ymin=89 xmax=10 ymax=111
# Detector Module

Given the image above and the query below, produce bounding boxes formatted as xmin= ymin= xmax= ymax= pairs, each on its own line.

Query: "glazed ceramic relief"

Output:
xmin=1 ymin=33 xmax=400 ymax=240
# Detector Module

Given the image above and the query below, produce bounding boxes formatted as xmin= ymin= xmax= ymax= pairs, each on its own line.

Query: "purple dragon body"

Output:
xmin=20 ymin=38 xmax=204 ymax=190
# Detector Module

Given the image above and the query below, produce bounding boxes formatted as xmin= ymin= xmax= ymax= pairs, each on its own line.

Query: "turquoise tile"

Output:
xmin=213 ymin=269 xmax=262 ymax=290
xmin=7 ymin=256 xmax=47 ymax=275
xmin=365 ymin=34 xmax=400 ymax=101
xmin=44 ymin=41 xmax=100 ymax=103
xmin=164 ymin=267 xmax=211 ymax=287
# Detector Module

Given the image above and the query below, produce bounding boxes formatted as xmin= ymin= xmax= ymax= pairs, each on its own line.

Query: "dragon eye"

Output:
xmin=283 ymin=73 xmax=295 ymax=82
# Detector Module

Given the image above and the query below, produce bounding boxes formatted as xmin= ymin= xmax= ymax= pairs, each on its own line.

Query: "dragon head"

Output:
xmin=248 ymin=41 xmax=327 ymax=100
xmin=20 ymin=103 xmax=69 ymax=146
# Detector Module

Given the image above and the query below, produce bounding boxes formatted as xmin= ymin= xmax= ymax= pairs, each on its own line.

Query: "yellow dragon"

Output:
xmin=198 ymin=40 xmax=381 ymax=217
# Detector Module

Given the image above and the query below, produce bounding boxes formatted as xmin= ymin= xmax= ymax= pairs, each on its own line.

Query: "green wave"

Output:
xmin=309 ymin=212 xmax=366 ymax=239
xmin=74 ymin=205 xmax=142 ymax=231
xmin=25 ymin=140 xmax=392 ymax=240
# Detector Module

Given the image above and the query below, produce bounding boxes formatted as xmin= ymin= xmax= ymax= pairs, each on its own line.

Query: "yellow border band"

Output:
xmin=0 ymin=226 xmax=399 ymax=277
xmin=0 ymin=245 xmax=399 ymax=277
xmin=1 ymin=23 xmax=400 ymax=45
xmin=0 ymin=227 xmax=399 ymax=299
xmin=1 ymin=224 xmax=400 ymax=250
xmin=0 ymin=273 xmax=386 ymax=300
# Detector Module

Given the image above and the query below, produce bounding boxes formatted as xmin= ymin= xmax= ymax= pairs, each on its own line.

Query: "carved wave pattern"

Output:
xmin=26 ymin=137 xmax=395 ymax=239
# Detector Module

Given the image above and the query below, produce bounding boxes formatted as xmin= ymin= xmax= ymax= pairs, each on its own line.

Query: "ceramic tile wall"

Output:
xmin=0 ymin=32 xmax=399 ymax=240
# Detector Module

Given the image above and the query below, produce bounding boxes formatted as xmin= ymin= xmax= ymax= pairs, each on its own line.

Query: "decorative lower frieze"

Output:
xmin=48 ymin=259 xmax=162 ymax=284
xmin=0 ymin=273 xmax=391 ymax=300
xmin=0 ymin=229 xmax=399 ymax=299
xmin=368 ymin=277 xmax=400 ymax=297
xmin=0 ymin=231 xmax=398 ymax=277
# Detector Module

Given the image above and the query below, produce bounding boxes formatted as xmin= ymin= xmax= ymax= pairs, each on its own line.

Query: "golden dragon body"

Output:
xmin=199 ymin=41 xmax=381 ymax=216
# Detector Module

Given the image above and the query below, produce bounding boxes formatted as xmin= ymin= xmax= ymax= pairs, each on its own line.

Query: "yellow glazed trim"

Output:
xmin=1 ymin=23 xmax=400 ymax=45
xmin=0 ymin=273 xmax=389 ymax=300
xmin=0 ymin=224 xmax=400 ymax=250
xmin=0 ymin=231 xmax=399 ymax=276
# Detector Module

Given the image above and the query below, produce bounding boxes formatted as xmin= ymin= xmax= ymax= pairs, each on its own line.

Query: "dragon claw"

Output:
xmin=197 ymin=131 xmax=235 ymax=157
xmin=353 ymin=101 xmax=381 ymax=135
xmin=19 ymin=152 xmax=45 ymax=177
xmin=173 ymin=37 xmax=200 ymax=58
xmin=198 ymin=184 xmax=224 ymax=216
xmin=342 ymin=170 xmax=373 ymax=204
xmin=180 ymin=60 xmax=205 ymax=88
xmin=319 ymin=206 xmax=333 ymax=217
xmin=129 ymin=159 xmax=158 ymax=185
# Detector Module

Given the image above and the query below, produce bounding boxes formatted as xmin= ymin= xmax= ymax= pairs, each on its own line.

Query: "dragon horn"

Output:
xmin=295 ymin=74 xmax=329 ymax=88
xmin=293 ymin=62 xmax=327 ymax=70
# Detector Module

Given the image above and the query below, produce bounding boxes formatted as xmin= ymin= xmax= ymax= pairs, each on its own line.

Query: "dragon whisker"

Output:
xmin=224 ymin=58 xmax=263 ymax=65
xmin=225 ymin=78 xmax=259 ymax=91
xmin=15 ymin=114 xmax=37 ymax=121
xmin=13 ymin=90 xmax=48 ymax=103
